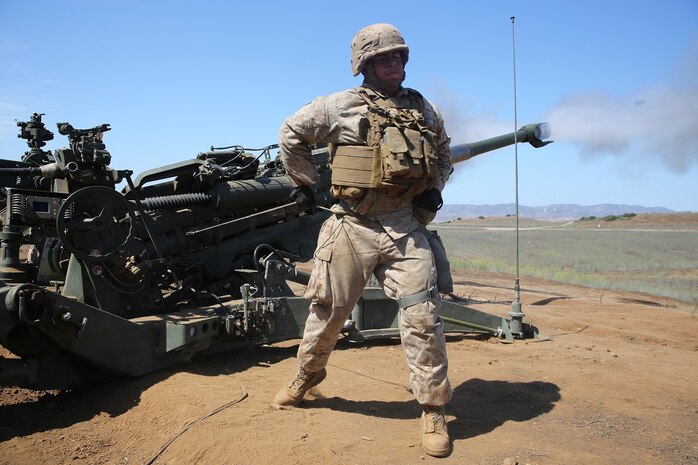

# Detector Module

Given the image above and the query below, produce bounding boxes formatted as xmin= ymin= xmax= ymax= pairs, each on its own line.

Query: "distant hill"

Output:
xmin=435 ymin=203 xmax=676 ymax=222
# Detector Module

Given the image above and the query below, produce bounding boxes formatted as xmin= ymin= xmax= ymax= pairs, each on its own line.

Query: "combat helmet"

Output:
xmin=351 ymin=23 xmax=409 ymax=76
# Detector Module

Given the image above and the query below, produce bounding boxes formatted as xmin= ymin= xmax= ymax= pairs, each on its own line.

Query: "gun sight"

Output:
xmin=16 ymin=112 xmax=54 ymax=150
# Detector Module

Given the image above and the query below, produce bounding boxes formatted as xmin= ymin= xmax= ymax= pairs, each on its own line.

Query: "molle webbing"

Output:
xmin=330 ymin=145 xmax=380 ymax=188
xmin=330 ymin=87 xmax=437 ymax=193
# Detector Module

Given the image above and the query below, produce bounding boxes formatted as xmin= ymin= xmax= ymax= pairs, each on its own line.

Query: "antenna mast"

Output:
xmin=509 ymin=16 xmax=525 ymax=337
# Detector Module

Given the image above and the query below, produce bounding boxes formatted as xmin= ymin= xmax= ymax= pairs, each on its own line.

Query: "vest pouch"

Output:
xmin=331 ymin=145 xmax=376 ymax=188
xmin=404 ymin=128 xmax=425 ymax=178
xmin=422 ymin=134 xmax=438 ymax=178
xmin=381 ymin=126 xmax=411 ymax=178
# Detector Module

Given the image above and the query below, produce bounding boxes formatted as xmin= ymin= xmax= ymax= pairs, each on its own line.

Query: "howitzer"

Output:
xmin=0 ymin=114 xmax=551 ymax=389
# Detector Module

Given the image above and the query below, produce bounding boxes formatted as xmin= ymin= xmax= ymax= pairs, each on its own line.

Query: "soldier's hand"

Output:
xmin=413 ymin=187 xmax=443 ymax=213
xmin=290 ymin=185 xmax=316 ymax=210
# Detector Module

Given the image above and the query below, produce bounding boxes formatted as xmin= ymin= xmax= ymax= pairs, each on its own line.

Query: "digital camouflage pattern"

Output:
xmin=279 ymin=77 xmax=453 ymax=407
xmin=298 ymin=210 xmax=452 ymax=406
xmin=350 ymin=23 xmax=410 ymax=76
xmin=279 ymin=82 xmax=452 ymax=228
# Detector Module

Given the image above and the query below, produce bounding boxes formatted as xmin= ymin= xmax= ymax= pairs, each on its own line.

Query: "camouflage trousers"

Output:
xmin=297 ymin=212 xmax=452 ymax=406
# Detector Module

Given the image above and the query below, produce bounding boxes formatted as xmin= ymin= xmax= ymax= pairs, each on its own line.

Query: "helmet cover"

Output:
xmin=351 ymin=23 xmax=409 ymax=76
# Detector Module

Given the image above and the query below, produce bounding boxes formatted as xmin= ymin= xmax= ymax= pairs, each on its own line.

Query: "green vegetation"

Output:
xmin=580 ymin=212 xmax=637 ymax=222
xmin=434 ymin=216 xmax=698 ymax=303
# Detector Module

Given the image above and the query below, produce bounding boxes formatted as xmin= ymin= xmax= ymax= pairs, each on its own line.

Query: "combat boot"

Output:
xmin=273 ymin=368 xmax=327 ymax=406
xmin=421 ymin=405 xmax=450 ymax=457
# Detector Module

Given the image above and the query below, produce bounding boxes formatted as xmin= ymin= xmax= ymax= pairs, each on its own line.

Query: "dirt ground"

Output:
xmin=0 ymin=271 xmax=696 ymax=465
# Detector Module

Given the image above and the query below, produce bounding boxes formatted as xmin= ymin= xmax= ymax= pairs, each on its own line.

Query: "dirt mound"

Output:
xmin=1 ymin=273 xmax=697 ymax=465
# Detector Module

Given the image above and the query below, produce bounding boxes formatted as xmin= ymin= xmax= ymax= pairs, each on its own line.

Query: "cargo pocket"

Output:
xmin=303 ymin=218 xmax=339 ymax=305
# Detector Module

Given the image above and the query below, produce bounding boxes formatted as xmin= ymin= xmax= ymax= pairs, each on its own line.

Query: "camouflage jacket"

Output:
xmin=279 ymin=82 xmax=452 ymax=238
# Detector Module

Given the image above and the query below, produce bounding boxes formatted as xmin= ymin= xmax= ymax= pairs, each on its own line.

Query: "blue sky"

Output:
xmin=1 ymin=0 xmax=696 ymax=211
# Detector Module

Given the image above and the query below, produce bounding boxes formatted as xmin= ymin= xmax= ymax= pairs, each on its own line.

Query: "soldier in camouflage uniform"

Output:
xmin=273 ymin=23 xmax=453 ymax=457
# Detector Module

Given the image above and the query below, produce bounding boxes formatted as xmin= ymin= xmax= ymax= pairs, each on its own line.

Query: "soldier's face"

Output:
xmin=372 ymin=51 xmax=404 ymax=81
xmin=364 ymin=51 xmax=405 ymax=95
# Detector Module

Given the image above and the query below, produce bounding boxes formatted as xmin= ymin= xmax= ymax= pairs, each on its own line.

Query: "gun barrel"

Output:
xmin=450 ymin=123 xmax=552 ymax=164
xmin=0 ymin=162 xmax=74 ymax=179
xmin=0 ymin=167 xmax=40 ymax=175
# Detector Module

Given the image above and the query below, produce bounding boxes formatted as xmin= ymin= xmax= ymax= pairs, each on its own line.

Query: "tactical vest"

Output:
xmin=330 ymin=88 xmax=439 ymax=199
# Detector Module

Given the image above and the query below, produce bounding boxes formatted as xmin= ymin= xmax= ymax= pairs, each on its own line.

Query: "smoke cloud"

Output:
xmin=438 ymin=40 xmax=698 ymax=175
xmin=546 ymin=43 xmax=698 ymax=174
xmin=546 ymin=86 xmax=698 ymax=173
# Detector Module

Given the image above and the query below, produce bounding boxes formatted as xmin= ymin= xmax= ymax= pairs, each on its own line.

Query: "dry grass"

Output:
xmin=434 ymin=213 xmax=698 ymax=303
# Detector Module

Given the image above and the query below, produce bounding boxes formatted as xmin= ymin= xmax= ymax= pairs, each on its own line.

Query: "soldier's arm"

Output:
xmin=278 ymin=96 xmax=333 ymax=187
xmin=431 ymin=103 xmax=453 ymax=192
